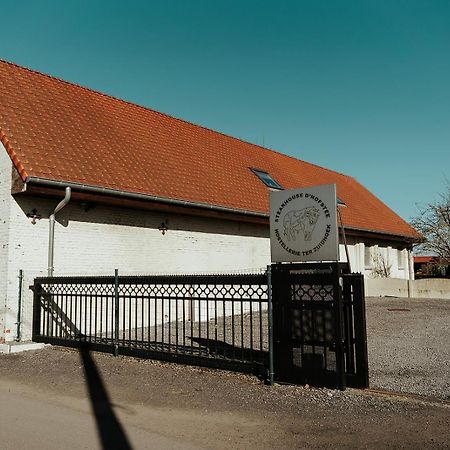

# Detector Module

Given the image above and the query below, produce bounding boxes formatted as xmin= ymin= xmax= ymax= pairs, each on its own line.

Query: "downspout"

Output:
xmin=48 ymin=187 xmax=71 ymax=277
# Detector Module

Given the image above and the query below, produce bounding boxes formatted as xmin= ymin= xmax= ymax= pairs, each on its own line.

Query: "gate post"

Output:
xmin=31 ymin=280 xmax=43 ymax=341
xmin=333 ymin=264 xmax=346 ymax=390
xmin=267 ymin=265 xmax=274 ymax=385
xmin=352 ymin=274 xmax=369 ymax=388
xmin=114 ymin=269 xmax=119 ymax=356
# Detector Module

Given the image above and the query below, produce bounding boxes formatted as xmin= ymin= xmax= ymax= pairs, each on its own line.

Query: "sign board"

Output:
xmin=270 ymin=184 xmax=339 ymax=263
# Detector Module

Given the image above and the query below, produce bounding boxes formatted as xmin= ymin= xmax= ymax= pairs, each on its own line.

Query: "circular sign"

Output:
xmin=270 ymin=185 xmax=338 ymax=262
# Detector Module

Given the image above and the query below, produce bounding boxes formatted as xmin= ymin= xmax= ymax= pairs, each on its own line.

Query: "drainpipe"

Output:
xmin=48 ymin=187 xmax=71 ymax=277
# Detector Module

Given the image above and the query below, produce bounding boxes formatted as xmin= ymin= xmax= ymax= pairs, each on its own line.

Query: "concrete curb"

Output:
xmin=0 ymin=342 xmax=49 ymax=354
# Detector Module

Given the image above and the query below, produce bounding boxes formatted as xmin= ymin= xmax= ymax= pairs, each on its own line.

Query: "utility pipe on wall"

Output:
xmin=48 ymin=187 xmax=71 ymax=277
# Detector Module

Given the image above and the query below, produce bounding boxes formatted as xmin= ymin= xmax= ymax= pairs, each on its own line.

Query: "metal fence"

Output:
xmin=32 ymin=273 xmax=269 ymax=375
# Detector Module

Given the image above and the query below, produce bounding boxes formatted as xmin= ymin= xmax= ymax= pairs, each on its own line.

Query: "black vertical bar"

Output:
xmin=84 ymin=290 xmax=87 ymax=341
xmin=168 ymin=290 xmax=172 ymax=350
xmin=206 ymin=295 xmax=209 ymax=355
xmin=63 ymin=292 xmax=67 ymax=339
xmin=353 ymin=274 xmax=369 ymax=388
xmin=60 ymin=292 xmax=64 ymax=338
xmin=55 ymin=291 xmax=59 ymax=338
xmin=32 ymin=282 xmax=42 ymax=340
xmin=69 ymin=291 xmax=73 ymax=340
xmin=89 ymin=292 xmax=93 ymax=341
xmin=175 ymin=291 xmax=179 ymax=352
xmin=249 ymin=299 xmax=253 ymax=357
xmin=240 ymin=296 xmax=244 ymax=360
xmin=267 ymin=266 xmax=274 ymax=385
xmin=141 ymin=288 xmax=144 ymax=346
xmin=135 ymin=291 xmax=138 ymax=344
xmin=182 ymin=290 xmax=186 ymax=350
xmin=162 ymin=294 xmax=165 ymax=347
xmin=122 ymin=290 xmax=125 ymax=342
xmin=74 ymin=286 xmax=78 ymax=340
xmin=333 ymin=263 xmax=346 ymax=390
xmin=79 ymin=288 xmax=83 ymax=340
xmin=128 ymin=290 xmax=132 ymax=344
xmin=93 ymin=292 xmax=97 ymax=342
xmin=342 ymin=276 xmax=355 ymax=375
xmin=231 ymin=293 xmax=235 ymax=359
xmin=190 ymin=286 xmax=194 ymax=354
xmin=259 ymin=297 xmax=263 ymax=353
xmin=222 ymin=298 xmax=226 ymax=355
xmin=147 ymin=284 xmax=152 ymax=348
xmin=155 ymin=290 xmax=158 ymax=345
xmin=47 ymin=287 xmax=52 ymax=338
xmin=99 ymin=292 xmax=103 ymax=341
xmin=198 ymin=290 xmax=201 ymax=344
xmin=214 ymin=296 xmax=218 ymax=356
xmin=321 ymin=281 xmax=328 ymax=370
xmin=114 ymin=269 xmax=119 ymax=356
xmin=105 ymin=288 xmax=109 ymax=342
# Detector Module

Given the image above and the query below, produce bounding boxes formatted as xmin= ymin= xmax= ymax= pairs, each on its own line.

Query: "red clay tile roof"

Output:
xmin=414 ymin=256 xmax=437 ymax=263
xmin=0 ymin=59 xmax=419 ymax=239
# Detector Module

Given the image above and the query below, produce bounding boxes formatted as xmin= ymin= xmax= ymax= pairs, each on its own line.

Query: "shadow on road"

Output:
xmin=79 ymin=345 xmax=132 ymax=450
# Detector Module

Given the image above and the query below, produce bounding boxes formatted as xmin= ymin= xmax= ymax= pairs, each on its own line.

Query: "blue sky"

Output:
xmin=1 ymin=0 xmax=449 ymax=221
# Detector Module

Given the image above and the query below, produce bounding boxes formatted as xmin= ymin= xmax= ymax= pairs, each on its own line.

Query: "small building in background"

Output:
xmin=414 ymin=256 xmax=450 ymax=279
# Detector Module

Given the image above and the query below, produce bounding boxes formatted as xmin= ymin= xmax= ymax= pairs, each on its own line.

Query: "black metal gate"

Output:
xmin=271 ymin=262 xmax=369 ymax=389
xmin=31 ymin=266 xmax=368 ymax=389
xmin=31 ymin=273 xmax=269 ymax=376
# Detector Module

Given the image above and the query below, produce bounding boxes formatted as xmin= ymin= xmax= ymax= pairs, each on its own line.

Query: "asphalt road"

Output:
xmin=0 ymin=380 xmax=202 ymax=450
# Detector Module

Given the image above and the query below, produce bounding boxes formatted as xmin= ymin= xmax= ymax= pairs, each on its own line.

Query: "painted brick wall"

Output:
xmin=1 ymin=144 xmax=273 ymax=341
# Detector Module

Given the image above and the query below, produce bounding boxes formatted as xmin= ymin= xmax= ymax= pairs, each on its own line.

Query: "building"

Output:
xmin=414 ymin=256 xmax=450 ymax=279
xmin=0 ymin=60 xmax=419 ymax=342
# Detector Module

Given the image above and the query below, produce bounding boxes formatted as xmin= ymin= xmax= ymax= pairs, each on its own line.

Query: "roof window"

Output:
xmin=337 ymin=197 xmax=346 ymax=206
xmin=251 ymin=168 xmax=283 ymax=190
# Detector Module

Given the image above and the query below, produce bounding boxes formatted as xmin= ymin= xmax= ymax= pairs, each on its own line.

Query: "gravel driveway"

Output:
xmin=366 ymin=296 xmax=450 ymax=399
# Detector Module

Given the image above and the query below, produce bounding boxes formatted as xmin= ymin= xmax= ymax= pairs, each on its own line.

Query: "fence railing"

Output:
xmin=32 ymin=273 xmax=269 ymax=374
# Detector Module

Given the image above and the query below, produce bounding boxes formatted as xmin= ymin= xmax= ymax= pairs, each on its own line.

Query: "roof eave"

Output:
xmin=20 ymin=177 xmax=420 ymax=243
xmin=23 ymin=176 xmax=268 ymax=219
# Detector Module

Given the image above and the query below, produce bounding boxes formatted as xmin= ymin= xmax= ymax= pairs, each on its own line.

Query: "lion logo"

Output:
xmin=283 ymin=207 xmax=320 ymax=242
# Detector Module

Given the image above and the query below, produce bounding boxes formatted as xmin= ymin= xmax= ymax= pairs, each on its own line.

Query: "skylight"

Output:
xmin=251 ymin=168 xmax=283 ymax=190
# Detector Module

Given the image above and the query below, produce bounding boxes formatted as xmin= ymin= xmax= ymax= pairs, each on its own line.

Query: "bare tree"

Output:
xmin=411 ymin=185 xmax=450 ymax=263
xmin=371 ymin=251 xmax=392 ymax=278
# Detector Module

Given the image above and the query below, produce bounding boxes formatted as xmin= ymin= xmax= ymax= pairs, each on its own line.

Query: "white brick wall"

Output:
xmin=1 ymin=144 xmax=274 ymax=341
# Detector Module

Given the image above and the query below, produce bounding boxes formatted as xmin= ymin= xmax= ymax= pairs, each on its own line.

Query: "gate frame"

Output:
xmin=31 ymin=272 xmax=270 ymax=378
xmin=271 ymin=261 xmax=369 ymax=389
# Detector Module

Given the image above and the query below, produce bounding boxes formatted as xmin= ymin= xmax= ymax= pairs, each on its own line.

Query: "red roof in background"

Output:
xmin=0 ymin=60 xmax=419 ymax=239
xmin=414 ymin=256 xmax=437 ymax=263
